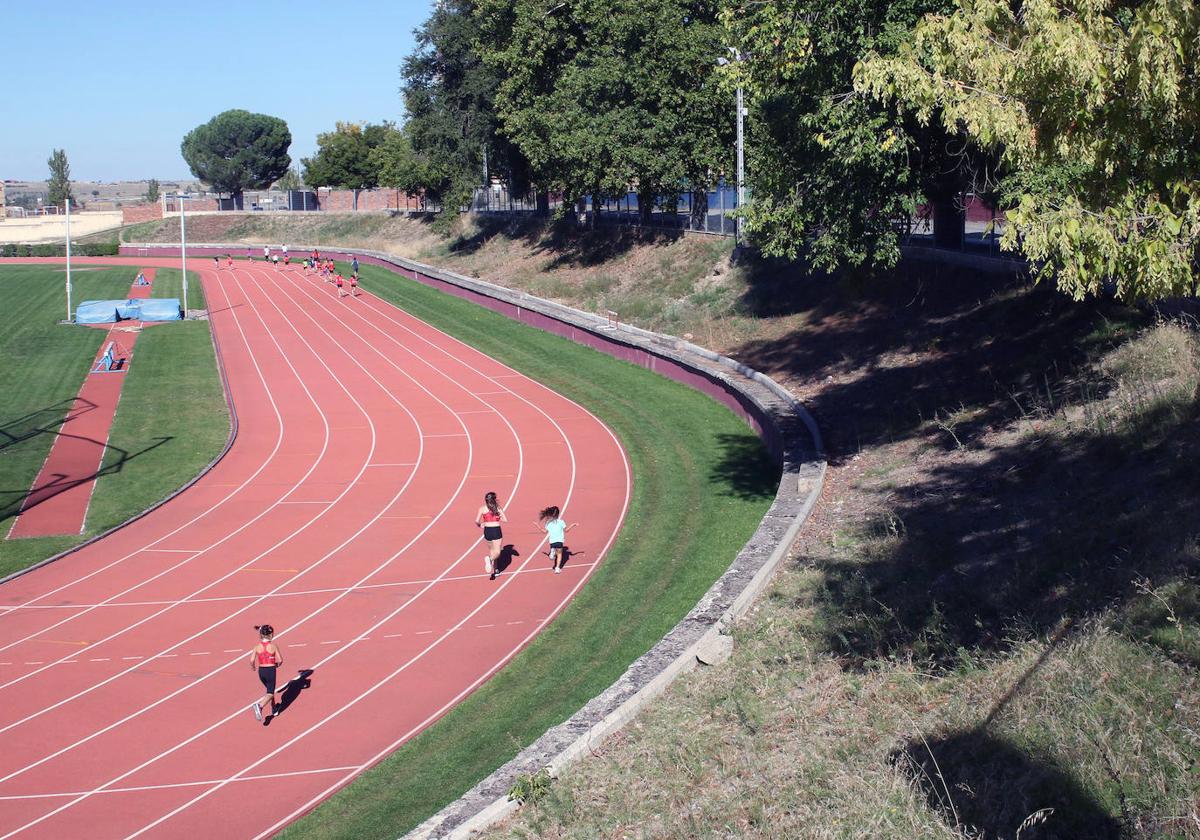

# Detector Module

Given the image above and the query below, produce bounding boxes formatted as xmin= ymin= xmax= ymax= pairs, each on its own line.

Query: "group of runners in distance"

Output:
xmin=210 ymin=245 xmax=362 ymax=298
xmin=250 ymin=492 xmax=577 ymax=722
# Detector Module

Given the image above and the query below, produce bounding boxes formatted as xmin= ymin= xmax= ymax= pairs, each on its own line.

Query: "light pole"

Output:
xmin=65 ymin=198 xmax=73 ymax=321
xmin=717 ymin=48 xmax=747 ymax=246
xmin=168 ymin=193 xmax=191 ymax=317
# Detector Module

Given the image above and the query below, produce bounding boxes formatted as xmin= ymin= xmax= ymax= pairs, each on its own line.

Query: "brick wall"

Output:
xmin=122 ymin=203 xmax=163 ymax=225
xmin=316 ymin=188 xmax=424 ymax=212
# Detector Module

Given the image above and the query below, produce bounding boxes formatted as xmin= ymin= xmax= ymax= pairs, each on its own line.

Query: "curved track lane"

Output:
xmin=0 ymin=258 xmax=630 ymax=839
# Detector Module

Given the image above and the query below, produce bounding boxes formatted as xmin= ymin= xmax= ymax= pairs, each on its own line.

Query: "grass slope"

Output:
xmin=0 ymin=264 xmax=226 ymax=577
xmin=276 ymin=264 xmax=777 ymax=838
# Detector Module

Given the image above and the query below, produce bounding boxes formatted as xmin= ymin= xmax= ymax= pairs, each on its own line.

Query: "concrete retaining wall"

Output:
xmin=121 ymin=241 xmax=826 ymax=838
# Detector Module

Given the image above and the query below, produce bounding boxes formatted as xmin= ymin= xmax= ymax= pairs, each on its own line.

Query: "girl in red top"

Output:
xmin=249 ymin=624 xmax=285 ymax=721
xmin=335 ymin=274 xmax=345 ymax=297
xmin=349 ymin=274 xmax=359 ymax=296
xmin=226 ymin=254 xmax=233 ymax=269
xmin=475 ymin=491 xmax=507 ymax=577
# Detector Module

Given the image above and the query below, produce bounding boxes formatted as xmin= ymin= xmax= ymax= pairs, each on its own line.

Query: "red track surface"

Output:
xmin=0 ymin=258 xmax=630 ymax=839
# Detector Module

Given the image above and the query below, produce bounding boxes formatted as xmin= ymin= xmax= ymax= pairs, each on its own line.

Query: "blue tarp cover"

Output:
xmin=75 ymin=299 xmax=181 ymax=323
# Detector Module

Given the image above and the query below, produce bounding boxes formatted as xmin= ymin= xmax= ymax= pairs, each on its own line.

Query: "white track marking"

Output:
xmin=0 ymin=271 xmax=343 ymax=691
xmin=0 ymin=259 xmax=493 ymax=820
xmin=1 ymin=258 xmax=629 ymax=839
xmin=0 ymin=765 xmax=360 ymax=800
xmin=0 ymin=562 xmax=598 ymax=611
xmin=0 ymin=273 xmax=298 ymax=625
xmin=121 ymin=266 xmax=628 ymax=838
xmin=0 ymin=272 xmax=310 ymax=655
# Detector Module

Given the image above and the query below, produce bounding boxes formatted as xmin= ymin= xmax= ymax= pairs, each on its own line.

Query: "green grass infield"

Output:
xmin=0 ymin=263 xmax=226 ymax=577
xmin=275 ymin=262 xmax=778 ymax=838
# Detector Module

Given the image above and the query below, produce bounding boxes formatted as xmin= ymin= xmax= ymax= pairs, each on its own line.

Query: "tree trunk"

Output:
xmin=535 ymin=191 xmax=550 ymax=216
xmin=931 ymin=195 xmax=965 ymax=249
xmin=690 ymin=189 xmax=709 ymax=231
xmin=638 ymin=189 xmax=655 ymax=225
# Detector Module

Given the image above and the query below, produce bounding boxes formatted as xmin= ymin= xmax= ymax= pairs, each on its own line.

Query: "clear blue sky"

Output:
xmin=3 ymin=0 xmax=435 ymax=181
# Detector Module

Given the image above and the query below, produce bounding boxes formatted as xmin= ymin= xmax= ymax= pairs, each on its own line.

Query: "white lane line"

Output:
xmin=0 ymin=261 xmax=486 ymax=830
xmin=0 ymin=269 xmax=314 ymax=664
xmin=0 ymin=562 xmax=599 ymax=611
xmin=139 ymin=549 xmax=202 ymax=554
xmin=0 ymin=765 xmax=361 ymax=801
xmin=0 ymin=265 xmax=383 ymax=737
xmin=0 ymin=270 xmax=296 ymax=635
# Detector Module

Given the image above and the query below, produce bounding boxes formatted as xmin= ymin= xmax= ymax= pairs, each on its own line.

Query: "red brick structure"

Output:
xmin=316 ymin=188 xmax=426 ymax=212
xmin=121 ymin=203 xmax=163 ymax=225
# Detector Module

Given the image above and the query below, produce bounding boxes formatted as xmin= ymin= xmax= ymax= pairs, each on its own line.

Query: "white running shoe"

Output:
xmin=252 ymin=702 xmax=263 ymax=722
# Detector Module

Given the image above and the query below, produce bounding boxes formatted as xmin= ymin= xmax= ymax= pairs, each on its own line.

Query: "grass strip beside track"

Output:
xmin=278 ymin=263 xmax=778 ymax=838
xmin=0 ymin=265 xmax=224 ymax=577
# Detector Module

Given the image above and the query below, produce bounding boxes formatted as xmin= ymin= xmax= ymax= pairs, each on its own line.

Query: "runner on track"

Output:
xmin=475 ymin=491 xmax=507 ymax=577
xmin=263 ymin=245 xmax=270 ymax=261
xmin=535 ymin=505 xmax=576 ymax=574
xmin=227 ymin=254 xmax=234 ymax=269
xmin=250 ymin=624 xmax=285 ymax=722
xmin=349 ymin=274 xmax=358 ymax=296
xmin=212 ymin=256 xmax=220 ymax=269
xmin=335 ymin=274 xmax=345 ymax=297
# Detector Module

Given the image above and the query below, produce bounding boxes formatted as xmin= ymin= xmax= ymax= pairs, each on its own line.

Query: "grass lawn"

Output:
xmin=0 ymin=263 xmax=226 ymax=577
xmin=274 ymin=263 xmax=778 ymax=838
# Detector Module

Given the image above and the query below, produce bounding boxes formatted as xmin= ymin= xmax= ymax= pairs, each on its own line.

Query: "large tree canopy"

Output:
xmin=856 ymin=0 xmax=1200 ymax=300
xmin=401 ymin=0 xmax=528 ymax=207
xmin=180 ymin=110 xmax=292 ymax=202
xmin=721 ymin=0 xmax=959 ymax=270
xmin=301 ymin=122 xmax=393 ymax=196
xmin=478 ymin=0 xmax=731 ymax=213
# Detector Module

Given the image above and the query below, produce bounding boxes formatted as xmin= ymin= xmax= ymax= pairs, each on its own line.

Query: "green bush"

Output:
xmin=0 ymin=241 xmax=118 ymax=258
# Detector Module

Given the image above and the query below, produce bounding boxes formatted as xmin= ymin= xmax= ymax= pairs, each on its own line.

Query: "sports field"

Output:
xmin=0 ymin=257 xmax=776 ymax=838
xmin=0 ymin=264 xmax=227 ymax=577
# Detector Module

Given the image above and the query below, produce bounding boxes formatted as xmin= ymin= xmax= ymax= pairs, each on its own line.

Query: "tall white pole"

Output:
xmin=65 ymin=198 xmax=73 ymax=321
xmin=735 ymin=81 xmax=745 ymax=247
xmin=179 ymin=197 xmax=189 ymax=318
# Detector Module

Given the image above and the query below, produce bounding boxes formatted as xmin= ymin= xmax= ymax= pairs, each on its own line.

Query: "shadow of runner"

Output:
xmin=267 ymin=669 xmax=314 ymax=724
xmin=492 ymin=544 xmax=519 ymax=577
xmin=892 ymin=730 xmax=1121 ymax=839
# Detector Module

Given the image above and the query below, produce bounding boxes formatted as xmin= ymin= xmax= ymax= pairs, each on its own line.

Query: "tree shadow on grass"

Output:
xmin=809 ymin=396 xmax=1200 ymax=665
xmin=893 ymin=730 xmax=1122 ymax=840
xmin=708 ymin=432 xmax=781 ymax=501
xmin=730 ymin=259 xmax=1142 ymax=468
xmin=0 ymin=399 xmax=96 ymax=454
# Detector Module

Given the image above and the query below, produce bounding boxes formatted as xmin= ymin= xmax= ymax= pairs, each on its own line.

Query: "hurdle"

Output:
xmin=92 ymin=340 xmax=130 ymax=373
xmin=604 ymin=310 xmax=620 ymax=330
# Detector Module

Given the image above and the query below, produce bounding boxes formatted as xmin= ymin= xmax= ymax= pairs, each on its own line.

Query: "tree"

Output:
xmin=719 ymin=0 xmax=960 ymax=270
xmin=145 ymin=178 xmax=160 ymax=203
xmin=478 ymin=0 xmax=731 ymax=218
xmin=371 ymin=126 xmax=440 ymax=196
xmin=180 ymin=110 xmax=292 ymax=206
xmin=856 ymin=0 xmax=1200 ymax=301
xmin=402 ymin=0 xmax=530 ymax=210
xmin=47 ymin=149 xmax=73 ymax=208
xmin=301 ymin=122 xmax=391 ymax=208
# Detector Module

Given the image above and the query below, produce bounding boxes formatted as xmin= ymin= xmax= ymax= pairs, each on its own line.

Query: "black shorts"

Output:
xmin=258 ymin=665 xmax=277 ymax=694
xmin=483 ymin=525 xmax=502 ymax=542
xmin=550 ymin=542 xmax=564 ymax=550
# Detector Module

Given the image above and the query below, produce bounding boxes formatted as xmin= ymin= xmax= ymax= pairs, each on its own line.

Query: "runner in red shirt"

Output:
xmin=335 ymin=274 xmax=345 ymax=297
xmin=349 ymin=274 xmax=359 ymax=296
xmin=249 ymin=624 xmax=285 ymax=721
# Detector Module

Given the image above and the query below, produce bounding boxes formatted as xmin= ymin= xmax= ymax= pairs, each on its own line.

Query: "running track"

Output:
xmin=0 ymin=258 xmax=630 ymax=838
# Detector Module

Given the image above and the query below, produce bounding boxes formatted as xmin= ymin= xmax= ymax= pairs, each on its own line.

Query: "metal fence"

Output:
xmin=471 ymin=182 xmax=742 ymax=237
